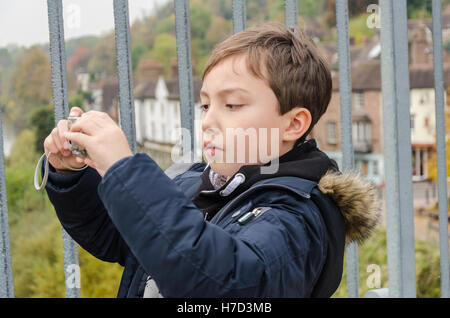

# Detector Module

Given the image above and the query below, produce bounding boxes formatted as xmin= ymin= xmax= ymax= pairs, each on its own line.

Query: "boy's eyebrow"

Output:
xmin=200 ymin=87 xmax=250 ymax=98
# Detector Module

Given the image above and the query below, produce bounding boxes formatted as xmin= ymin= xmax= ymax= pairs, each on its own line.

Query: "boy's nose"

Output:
xmin=200 ymin=104 xmax=220 ymax=133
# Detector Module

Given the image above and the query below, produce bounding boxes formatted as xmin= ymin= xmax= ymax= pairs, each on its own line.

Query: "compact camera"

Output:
xmin=67 ymin=116 xmax=88 ymax=158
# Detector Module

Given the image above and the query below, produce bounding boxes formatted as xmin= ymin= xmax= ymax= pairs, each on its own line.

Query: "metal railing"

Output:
xmin=0 ymin=0 xmax=449 ymax=298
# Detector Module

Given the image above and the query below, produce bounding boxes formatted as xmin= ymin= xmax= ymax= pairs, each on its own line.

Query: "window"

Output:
xmin=352 ymin=92 xmax=365 ymax=109
xmin=410 ymin=114 xmax=415 ymax=131
xmin=353 ymin=121 xmax=370 ymax=142
xmin=373 ymin=161 xmax=379 ymax=176
xmin=326 ymin=121 xmax=337 ymax=145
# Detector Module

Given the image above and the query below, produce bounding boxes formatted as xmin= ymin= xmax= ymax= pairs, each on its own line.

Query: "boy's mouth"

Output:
xmin=203 ymin=141 xmax=223 ymax=156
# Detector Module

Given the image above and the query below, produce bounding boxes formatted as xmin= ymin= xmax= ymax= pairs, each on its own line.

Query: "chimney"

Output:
xmin=136 ymin=59 xmax=164 ymax=82
xmin=170 ymin=58 xmax=178 ymax=78
xmin=349 ymin=36 xmax=355 ymax=46
xmin=410 ymin=21 xmax=430 ymax=65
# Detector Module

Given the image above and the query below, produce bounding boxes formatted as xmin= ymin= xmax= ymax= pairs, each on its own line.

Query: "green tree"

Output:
xmin=28 ymin=105 xmax=55 ymax=155
xmin=155 ymin=15 xmax=175 ymax=35
xmin=407 ymin=0 xmax=432 ymax=19
xmin=205 ymin=16 xmax=232 ymax=51
xmin=299 ymin=0 xmax=327 ymax=17
xmin=148 ymin=33 xmax=177 ymax=76
xmin=68 ymin=89 xmax=92 ymax=110
xmin=189 ymin=2 xmax=212 ymax=40
xmin=131 ymin=43 xmax=149 ymax=72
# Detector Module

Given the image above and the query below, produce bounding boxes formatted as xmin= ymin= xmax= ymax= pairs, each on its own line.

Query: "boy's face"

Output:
xmin=200 ymin=53 xmax=310 ymax=177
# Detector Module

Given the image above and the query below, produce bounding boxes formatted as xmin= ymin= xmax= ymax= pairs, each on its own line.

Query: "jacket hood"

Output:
xmin=317 ymin=169 xmax=381 ymax=245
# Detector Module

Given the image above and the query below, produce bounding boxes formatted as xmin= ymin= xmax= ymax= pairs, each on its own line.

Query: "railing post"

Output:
xmin=379 ymin=0 xmax=417 ymax=298
xmin=284 ymin=0 xmax=298 ymax=28
xmin=47 ymin=0 xmax=81 ymax=298
xmin=431 ymin=0 xmax=450 ymax=298
xmin=232 ymin=0 xmax=246 ymax=34
xmin=174 ymin=0 xmax=197 ymax=163
xmin=0 ymin=112 xmax=14 ymax=298
xmin=335 ymin=0 xmax=359 ymax=298
xmin=113 ymin=0 xmax=137 ymax=154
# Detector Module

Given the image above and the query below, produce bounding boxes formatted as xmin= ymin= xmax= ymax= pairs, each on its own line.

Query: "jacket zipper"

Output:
xmin=236 ymin=206 xmax=272 ymax=225
xmin=211 ymin=183 xmax=312 ymax=226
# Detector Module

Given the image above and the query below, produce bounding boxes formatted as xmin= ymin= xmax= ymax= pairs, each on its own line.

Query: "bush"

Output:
xmin=10 ymin=208 xmax=123 ymax=297
xmin=4 ymin=130 xmax=48 ymax=226
xmin=333 ymin=227 xmax=442 ymax=297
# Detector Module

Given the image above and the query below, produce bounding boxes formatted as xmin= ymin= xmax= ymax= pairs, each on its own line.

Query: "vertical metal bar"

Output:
xmin=379 ymin=0 xmax=416 ymax=298
xmin=336 ymin=0 xmax=359 ymax=298
xmin=113 ymin=0 xmax=137 ymax=154
xmin=284 ymin=0 xmax=298 ymax=28
xmin=174 ymin=0 xmax=196 ymax=162
xmin=232 ymin=0 xmax=246 ymax=33
xmin=0 ymin=112 xmax=14 ymax=298
xmin=431 ymin=0 xmax=450 ymax=298
xmin=47 ymin=0 xmax=80 ymax=298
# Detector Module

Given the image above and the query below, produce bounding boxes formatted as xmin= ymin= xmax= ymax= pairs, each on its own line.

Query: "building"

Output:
xmin=313 ymin=16 xmax=450 ymax=185
xmin=133 ymin=59 xmax=203 ymax=169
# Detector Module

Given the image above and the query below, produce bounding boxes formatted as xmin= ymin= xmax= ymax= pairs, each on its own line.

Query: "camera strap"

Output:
xmin=34 ymin=152 xmax=88 ymax=191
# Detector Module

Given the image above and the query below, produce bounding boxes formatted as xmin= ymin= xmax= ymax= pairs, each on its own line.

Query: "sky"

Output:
xmin=0 ymin=0 xmax=170 ymax=48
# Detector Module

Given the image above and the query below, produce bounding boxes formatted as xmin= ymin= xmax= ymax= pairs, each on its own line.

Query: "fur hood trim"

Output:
xmin=317 ymin=169 xmax=381 ymax=245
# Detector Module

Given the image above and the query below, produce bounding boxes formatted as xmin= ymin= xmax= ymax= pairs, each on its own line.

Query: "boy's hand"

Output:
xmin=43 ymin=106 xmax=87 ymax=173
xmin=63 ymin=111 xmax=133 ymax=177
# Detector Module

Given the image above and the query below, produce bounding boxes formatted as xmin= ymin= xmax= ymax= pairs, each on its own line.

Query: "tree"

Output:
xmin=155 ymin=15 xmax=175 ymax=35
xmin=28 ymin=105 xmax=54 ymax=154
xmin=68 ymin=89 xmax=92 ymax=110
xmin=131 ymin=43 xmax=148 ymax=72
xmin=148 ymin=33 xmax=177 ymax=76
xmin=6 ymin=47 xmax=52 ymax=130
xmin=407 ymin=0 xmax=432 ymax=19
xmin=189 ymin=2 xmax=212 ymax=40
xmin=205 ymin=16 xmax=232 ymax=51
xmin=87 ymin=32 xmax=116 ymax=78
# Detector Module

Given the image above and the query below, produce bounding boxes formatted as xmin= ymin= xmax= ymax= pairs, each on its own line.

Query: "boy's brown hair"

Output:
xmin=202 ymin=22 xmax=332 ymax=145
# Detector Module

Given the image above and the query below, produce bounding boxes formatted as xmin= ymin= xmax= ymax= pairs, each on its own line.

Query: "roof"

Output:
xmin=333 ymin=59 xmax=450 ymax=91
xmin=134 ymin=77 xmax=202 ymax=103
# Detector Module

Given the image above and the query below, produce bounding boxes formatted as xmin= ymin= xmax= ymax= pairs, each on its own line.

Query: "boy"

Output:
xmin=42 ymin=22 xmax=380 ymax=297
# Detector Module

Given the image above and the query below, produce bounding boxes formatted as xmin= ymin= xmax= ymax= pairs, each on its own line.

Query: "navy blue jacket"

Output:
xmin=43 ymin=151 xmax=379 ymax=297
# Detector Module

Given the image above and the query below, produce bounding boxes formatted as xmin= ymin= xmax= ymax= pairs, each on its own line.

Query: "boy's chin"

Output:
xmin=208 ymin=162 xmax=243 ymax=177
xmin=209 ymin=161 xmax=261 ymax=177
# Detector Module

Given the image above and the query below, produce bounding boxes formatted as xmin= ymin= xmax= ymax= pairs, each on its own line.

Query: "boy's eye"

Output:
xmin=199 ymin=104 xmax=242 ymax=111
xmin=226 ymin=104 xmax=242 ymax=110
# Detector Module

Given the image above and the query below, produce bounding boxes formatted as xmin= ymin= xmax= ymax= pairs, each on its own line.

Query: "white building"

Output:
xmin=134 ymin=75 xmax=203 ymax=164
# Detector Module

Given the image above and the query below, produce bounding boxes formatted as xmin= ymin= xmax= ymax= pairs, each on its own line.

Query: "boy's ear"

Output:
xmin=282 ymin=107 xmax=312 ymax=142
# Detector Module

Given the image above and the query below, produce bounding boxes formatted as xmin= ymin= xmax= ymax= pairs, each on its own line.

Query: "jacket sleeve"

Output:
xmin=97 ymin=153 xmax=328 ymax=297
xmin=43 ymin=157 xmax=130 ymax=266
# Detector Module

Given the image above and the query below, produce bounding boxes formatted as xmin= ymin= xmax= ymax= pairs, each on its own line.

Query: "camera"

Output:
xmin=67 ymin=116 xmax=88 ymax=158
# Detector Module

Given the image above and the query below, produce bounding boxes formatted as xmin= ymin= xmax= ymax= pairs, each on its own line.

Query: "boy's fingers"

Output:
xmin=64 ymin=131 xmax=89 ymax=149
xmin=69 ymin=107 xmax=83 ymax=117
xmin=84 ymin=158 xmax=96 ymax=169
xmin=51 ymin=127 xmax=64 ymax=153
xmin=44 ymin=135 xmax=58 ymax=156
xmin=57 ymin=120 xmax=70 ymax=150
